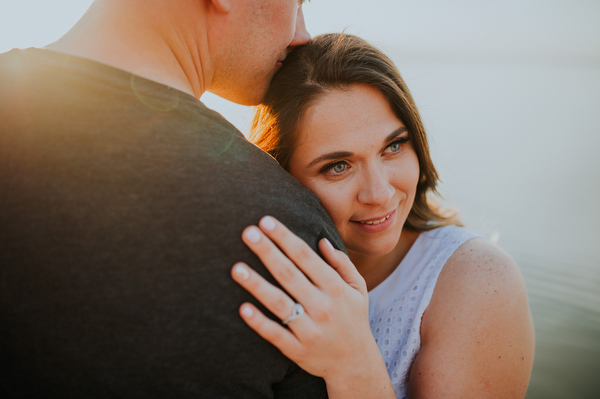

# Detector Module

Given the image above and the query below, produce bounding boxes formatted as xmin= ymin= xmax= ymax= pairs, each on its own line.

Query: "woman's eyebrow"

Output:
xmin=384 ymin=127 xmax=409 ymax=143
xmin=307 ymin=151 xmax=353 ymax=167
xmin=307 ymin=127 xmax=408 ymax=168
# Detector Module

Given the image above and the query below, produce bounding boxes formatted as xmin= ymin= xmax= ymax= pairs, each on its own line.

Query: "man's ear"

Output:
xmin=210 ymin=0 xmax=231 ymax=13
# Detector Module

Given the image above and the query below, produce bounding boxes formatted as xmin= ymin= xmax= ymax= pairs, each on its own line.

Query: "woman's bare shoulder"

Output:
xmin=408 ymin=238 xmax=535 ymax=399
xmin=424 ymin=237 xmax=531 ymax=339
xmin=437 ymin=237 xmax=524 ymax=302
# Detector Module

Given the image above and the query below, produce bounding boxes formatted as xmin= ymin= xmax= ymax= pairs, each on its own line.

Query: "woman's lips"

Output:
xmin=351 ymin=210 xmax=396 ymax=233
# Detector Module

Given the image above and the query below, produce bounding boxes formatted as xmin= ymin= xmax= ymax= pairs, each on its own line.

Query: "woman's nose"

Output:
xmin=357 ymin=166 xmax=394 ymax=206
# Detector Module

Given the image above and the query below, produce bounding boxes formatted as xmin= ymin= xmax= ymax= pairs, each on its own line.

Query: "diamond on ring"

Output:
xmin=282 ymin=303 xmax=305 ymax=325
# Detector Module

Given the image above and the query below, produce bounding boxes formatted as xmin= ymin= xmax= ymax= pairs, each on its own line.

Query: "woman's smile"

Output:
xmin=351 ymin=209 xmax=396 ymax=233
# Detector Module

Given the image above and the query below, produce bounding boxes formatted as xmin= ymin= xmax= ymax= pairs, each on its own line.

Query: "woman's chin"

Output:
xmin=347 ymin=242 xmax=398 ymax=259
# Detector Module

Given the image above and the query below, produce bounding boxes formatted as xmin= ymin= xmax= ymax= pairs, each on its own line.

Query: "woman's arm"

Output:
xmin=231 ymin=216 xmax=395 ymax=399
xmin=407 ymin=238 xmax=535 ymax=399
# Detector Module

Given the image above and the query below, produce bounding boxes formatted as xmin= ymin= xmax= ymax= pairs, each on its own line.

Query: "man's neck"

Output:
xmin=45 ymin=0 xmax=209 ymax=99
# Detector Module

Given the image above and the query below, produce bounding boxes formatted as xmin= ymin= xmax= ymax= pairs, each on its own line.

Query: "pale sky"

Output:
xmin=2 ymin=0 xmax=599 ymax=60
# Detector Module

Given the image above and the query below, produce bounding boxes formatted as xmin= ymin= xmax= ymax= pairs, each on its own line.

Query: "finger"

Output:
xmin=241 ymin=226 xmax=325 ymax=310
xmin=257 ymin=216 xmax=342 ymax=289
xmin=232 ymin=262 xmax=305 ymax=323
xmin=318 ymin=238 xmax=368 ymax=296
xmin=238 ymin=303 xmax=304 ymax=361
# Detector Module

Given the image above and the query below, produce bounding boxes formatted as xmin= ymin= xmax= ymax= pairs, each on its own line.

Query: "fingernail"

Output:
xmin=260 ymin=216 xmax=276 ymax=231
xmin=233 ymin=264 xmax=250 ymax=281
xmin=324 ymin=238 xmax=334 ymax=251
xmin=241 ymin=304 xmax=254 ymax=318
xmin=244 ymin=227 xmax=261 ymax=243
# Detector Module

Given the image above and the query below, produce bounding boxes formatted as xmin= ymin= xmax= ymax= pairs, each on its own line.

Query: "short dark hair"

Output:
xmin=250 ymin=33 xmax=459 ymax=231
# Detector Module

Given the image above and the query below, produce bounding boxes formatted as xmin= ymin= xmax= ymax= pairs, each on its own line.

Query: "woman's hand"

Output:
xmin=231 ymin=216 xmax=394 ymax=399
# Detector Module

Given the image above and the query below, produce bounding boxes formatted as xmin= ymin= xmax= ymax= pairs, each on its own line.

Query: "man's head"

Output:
xmin=206 ymin=0 xmax=311 ymax=105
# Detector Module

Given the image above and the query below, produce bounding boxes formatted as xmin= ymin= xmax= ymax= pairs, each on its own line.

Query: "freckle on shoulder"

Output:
xmin=439 ymin=238 xmax=523 ymax=293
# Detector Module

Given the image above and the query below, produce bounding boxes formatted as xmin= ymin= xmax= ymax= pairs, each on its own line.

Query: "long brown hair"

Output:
xmin=250 ymin=33 xmax=459 ymax=231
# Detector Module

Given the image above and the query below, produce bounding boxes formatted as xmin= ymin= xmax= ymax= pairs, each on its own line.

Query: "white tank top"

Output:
xmin=368 ymin=225 xmax=482 ymax=398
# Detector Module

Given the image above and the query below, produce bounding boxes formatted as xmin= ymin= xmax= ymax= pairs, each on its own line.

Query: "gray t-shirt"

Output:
xmin=0 ymin=48 xmax=344 ymax=398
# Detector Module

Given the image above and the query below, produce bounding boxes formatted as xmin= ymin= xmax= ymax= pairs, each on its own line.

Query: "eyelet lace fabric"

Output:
xmin=368 ymin=226 xmax=482 ymax=398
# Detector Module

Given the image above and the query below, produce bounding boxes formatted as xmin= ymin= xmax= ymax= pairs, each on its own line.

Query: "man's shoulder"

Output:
xmin=0 ymin=48 xmax=30 ymax=92
xmin=191 ymin=113 xmax=328 ymax=221
xmin=0 ymin=47 xmax=77 ymax=80
xmin=185 ymin=110 xmax=345 ymax=251
xmin=0 ymin=47 xmax=28 ymax=66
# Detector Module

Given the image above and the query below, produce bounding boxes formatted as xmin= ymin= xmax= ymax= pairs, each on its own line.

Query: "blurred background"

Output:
xmin=2 ymin=1 xmax=599 ymax=397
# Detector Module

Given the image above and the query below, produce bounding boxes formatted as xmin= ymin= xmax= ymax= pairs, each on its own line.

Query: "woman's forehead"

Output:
xmin=297 ymin=85 xmax=403 ymax=149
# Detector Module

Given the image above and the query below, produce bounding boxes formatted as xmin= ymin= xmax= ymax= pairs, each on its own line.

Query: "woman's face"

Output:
xmin=288 ymin=84 xmax=420 ymax=257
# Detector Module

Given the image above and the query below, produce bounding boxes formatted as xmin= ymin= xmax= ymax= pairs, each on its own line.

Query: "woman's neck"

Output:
xmin=349 ymin=229 xmax=421 ymax=291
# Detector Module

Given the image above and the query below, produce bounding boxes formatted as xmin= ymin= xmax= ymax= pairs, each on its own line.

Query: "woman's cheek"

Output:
xmin=318 ymin=187 xmax=353 ymax=230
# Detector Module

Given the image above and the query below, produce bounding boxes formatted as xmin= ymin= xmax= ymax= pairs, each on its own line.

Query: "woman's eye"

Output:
xmin=320 ymin=161 xmax=347 ymax=175
xmin=331 ymin=163 xmax=346 ymax=173
xmin=384 ymin=137 xmax=409 ymax=154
